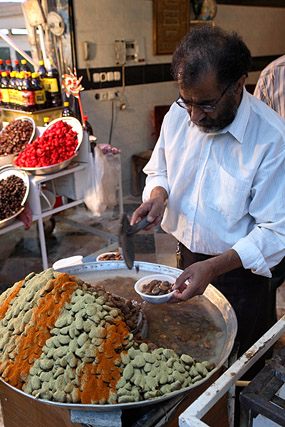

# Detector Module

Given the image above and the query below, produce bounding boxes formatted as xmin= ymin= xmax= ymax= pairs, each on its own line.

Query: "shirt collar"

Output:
xmin=221 ymin=86 xmax=250 ymax=143
xmin=188 ymin=87 xmax=250 ymax=144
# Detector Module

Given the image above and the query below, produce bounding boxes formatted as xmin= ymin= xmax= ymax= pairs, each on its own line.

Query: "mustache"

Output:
xmin=192 ymin=118 xmax=214 ymax=128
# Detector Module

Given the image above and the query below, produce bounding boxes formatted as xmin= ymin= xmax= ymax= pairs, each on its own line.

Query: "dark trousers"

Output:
xmin=176 ymin=242 xmax=278 ymax=363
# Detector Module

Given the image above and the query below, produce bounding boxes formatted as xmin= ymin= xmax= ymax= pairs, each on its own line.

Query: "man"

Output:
xmin=254 ymin=55 xmax=285 ymax=119
xmin=254 ymin=54 xmax=285 ymax=326
xmin=131 ymin=26 xmax=285 ymax=359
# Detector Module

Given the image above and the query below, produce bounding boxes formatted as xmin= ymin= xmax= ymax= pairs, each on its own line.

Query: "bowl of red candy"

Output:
xmin=13 ymin=117 xmax=83 ymax=175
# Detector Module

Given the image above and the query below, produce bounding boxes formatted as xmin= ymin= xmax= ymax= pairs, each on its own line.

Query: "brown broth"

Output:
xmin=90 ymin=275 xmax=226 ymax=364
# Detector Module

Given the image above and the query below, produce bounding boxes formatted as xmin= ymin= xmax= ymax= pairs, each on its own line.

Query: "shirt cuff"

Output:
xmin=142 ymin=177 xmax=169 ymax=202
xmin=232 ymin=238 xmax=272 ymax=278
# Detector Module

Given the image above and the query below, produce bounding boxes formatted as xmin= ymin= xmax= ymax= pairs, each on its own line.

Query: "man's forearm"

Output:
xmin=206 ymin=249 xmax=243 ymax=277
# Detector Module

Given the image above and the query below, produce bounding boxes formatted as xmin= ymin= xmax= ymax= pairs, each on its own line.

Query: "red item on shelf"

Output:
xmin=14 ymin=120 xmax=78 ymax=168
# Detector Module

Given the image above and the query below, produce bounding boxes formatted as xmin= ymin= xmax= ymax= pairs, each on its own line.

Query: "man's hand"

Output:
xmin=130 ymin=186 xmax=168 ymax=230
xmin=170 ymin=260 xmax=215 ymax=302
xmin=170 ymin=249 xmax=242 ymax=302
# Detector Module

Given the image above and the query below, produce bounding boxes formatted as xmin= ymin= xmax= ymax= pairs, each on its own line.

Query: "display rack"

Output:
xmin=0 ymin=131 xmax=124 ymax=270
xmin=0 ymin=106 xmax=63 ymax=127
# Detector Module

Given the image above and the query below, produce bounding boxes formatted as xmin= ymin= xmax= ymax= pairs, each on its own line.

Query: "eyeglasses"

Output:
xmin=176 ymin=83 xmax=232 ymax=113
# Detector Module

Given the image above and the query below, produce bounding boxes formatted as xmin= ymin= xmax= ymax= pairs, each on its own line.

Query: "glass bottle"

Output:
xmin=43 ymin=117 xmax=50 ymax=127
xmin=45 ymin=60 xmax=62 ymax=108
xmin=8 ymin=71 xmax=17 ymax=109
xmin=5 ymin=59 xmax=13 ymax=73
xmin=21 ymin=72 xmax=36 ymax=112
xmin=83 ymin=115 xmax=94 ymax=136
xmin=14 ymin=59 xmax=21 ymax=73
xmin=31 ymin=72 xmax=46 ymax=110
xmin=38 ymin=60 xmax=47 ymax=79
xmin=20 ymin=59 xmax=32 ymax=73
xmin=62 ymin=101 xmax=74 ymax=117
xmin=1 ymin=72 xmax=10 ymax=108
xmin=0 ymin=71 xmax=2 ymax=107
xmin=17 ymin=72 xmax=24 ymax=111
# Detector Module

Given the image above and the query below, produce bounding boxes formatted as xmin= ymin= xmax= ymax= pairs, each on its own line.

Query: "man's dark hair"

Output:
xmin=171 ymin=26 xmax=252 ymax=90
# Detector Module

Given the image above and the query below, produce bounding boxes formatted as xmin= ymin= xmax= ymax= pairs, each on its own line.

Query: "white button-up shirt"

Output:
xmin=143 ymin=88 xmax=285 ymax=277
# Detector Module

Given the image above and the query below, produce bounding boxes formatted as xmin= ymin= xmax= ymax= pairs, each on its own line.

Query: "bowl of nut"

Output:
xmin=96 ymin=251 xmax=123 ymax=261
xmin=0 ymin=117 xmax=36 ymax=167
xmin=134 ymin=274 xmax=176 ymax=304
xmin=0 ymin=166 xmax=30 ymax=229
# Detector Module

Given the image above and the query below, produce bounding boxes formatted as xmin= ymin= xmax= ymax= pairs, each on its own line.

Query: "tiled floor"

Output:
xmin=0 ymin=198 xmax=284 ymax=426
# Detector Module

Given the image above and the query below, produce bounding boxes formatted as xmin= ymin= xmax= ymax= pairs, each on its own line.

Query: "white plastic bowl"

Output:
xmin=96 ymin=251 xmax=123 ymax=261
xmin=134 ymin=274 xmax=176 ymax=304
xmin=52 ymin=256 xmax=83 ymax=270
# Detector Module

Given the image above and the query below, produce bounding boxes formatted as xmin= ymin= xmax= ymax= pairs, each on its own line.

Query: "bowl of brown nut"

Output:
xmin=134 ymin=274 xmax=176 ymax=304
xmin=96 ymin=251 xmax=123 ymax=261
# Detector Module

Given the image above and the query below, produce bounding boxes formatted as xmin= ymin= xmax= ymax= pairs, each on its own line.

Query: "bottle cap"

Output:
xmin=2 ymin=72 xmax=7 ymax=77
xmin=44 ymin=117 xmax=50 ymax=123
xmin=39 ymin=60 xmax=44 ymax=65
xmin=6 ymin=59 xmax=11 ymax=64
xmin=32 ymin=72 xmax=37 ymax=78
xmin=64 ymin=102 xmax=69 ymax=107
xmin=15 ymin=60 xmax=19 ymax=64
xmin=83 ymin=115 xmax=88 ymax=120
xmin=21 ymin=59 xmax=27 ymax=64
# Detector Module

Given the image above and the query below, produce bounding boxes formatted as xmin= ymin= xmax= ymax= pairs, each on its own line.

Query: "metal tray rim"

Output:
xmin=0 ymin=261 xmax=237 ymax=411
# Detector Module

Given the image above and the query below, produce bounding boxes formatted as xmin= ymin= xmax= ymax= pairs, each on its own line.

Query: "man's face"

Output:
xmin=179 ymin=71 xmax=240 ymax=133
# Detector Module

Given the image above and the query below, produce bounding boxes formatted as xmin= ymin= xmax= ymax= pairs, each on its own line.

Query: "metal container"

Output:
xmin=0 ymin=165 xmax=30 ymax=229
xmin=0 ymin=261 xmax=237 ymax=411
xmin=12 ymin=117 xmax=83 ymax=175
xmin=13 ymin=153 xmax=79 ymax=175
xmin=0 ymin=116 xmax=36 ymax=167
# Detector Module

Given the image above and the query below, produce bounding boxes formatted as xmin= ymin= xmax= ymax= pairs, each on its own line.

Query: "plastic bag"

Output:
xmin=84 ymin=145 xmax=119 ymax=216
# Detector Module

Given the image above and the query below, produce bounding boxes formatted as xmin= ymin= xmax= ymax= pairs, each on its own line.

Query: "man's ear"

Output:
xmin=235 ymin=74 xmax=246 ymax=95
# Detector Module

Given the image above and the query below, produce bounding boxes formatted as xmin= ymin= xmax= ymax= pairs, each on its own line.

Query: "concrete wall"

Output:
xmin=1 ymin=1 xmax=284 ymax=196
xmin=72 ymin=0 xmax=285 ymax=195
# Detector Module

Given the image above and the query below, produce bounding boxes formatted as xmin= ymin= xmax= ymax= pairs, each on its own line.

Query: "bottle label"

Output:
xmin=8 ymin=88 xmax=15 ymax=105
xmin=14 ymin=90 xmax=19 ymax=105
xmin=2 ymin=88 xmax=9 ymax=103
xmin=35 ymin=89 xmax=46 ymax=105
xmin=22 ymin=90 xmax=35 ymax=107
xmin=44 ymin=77 xmax=59 ymax=93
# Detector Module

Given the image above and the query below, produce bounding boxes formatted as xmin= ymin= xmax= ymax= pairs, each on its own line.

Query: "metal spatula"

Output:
xmin=119 ymin=213 xmax=149 ymax=269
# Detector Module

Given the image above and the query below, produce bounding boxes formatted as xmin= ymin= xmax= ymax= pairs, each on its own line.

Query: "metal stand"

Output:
xmin=239 ymin=348 xmax=285 ymax=427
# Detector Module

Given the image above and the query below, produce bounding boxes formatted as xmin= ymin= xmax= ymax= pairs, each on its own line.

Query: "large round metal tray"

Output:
xmin=0 ymin=116 xmax=36 ymax=167
xmin=0 ymin=261 xmax=237 ymax=411
xmin=0 ymin=165 xmax=30 ymax=229
xmin=13 ymin=117 xmax=82 ymax=175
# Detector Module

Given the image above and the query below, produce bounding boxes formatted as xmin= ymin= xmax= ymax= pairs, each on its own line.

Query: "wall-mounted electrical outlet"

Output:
xmin=99 ymin=72 xmax=107 ymax=82
xmin=114 ymin=71 xmax=121 ymax=81
xmin=114 ymin=40 xmax=126 ymax=65
xmin=93 ymin=73 xmax=100 ymax=83
xmin=95 ymin=92 xmax=108 ymax=101
xmin=107 ymin=71 xmax=114 ymax=82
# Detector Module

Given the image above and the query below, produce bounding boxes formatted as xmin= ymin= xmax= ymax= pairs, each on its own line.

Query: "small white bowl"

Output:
xmin=96 ymin=252 xmax=123 ymax=262
xmin=134 ymin=274 xmax=176 ymax=304
xmin=52 ymin=256 xmax=83 ymax=270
